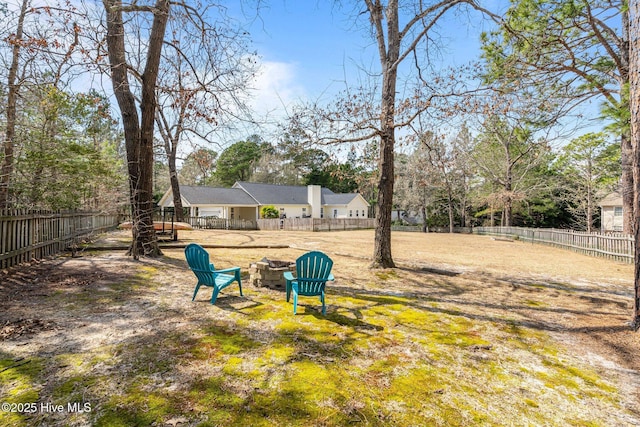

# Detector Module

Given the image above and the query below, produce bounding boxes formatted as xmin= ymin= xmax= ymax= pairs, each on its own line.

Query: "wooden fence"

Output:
xmin=257 ymin=218 xmax=376 ymax=231
xmin=473 ymin=226 xmax=633 ymax=263
xmin=0 ymin=210 xmax=120 ymax=269
xmin=184 ymin=216 xmax=258 ymax=230
xmin=391 ymin=225 xmax=473 ymax=233
xmin=180 ymin=216 xmax=376 ymax=232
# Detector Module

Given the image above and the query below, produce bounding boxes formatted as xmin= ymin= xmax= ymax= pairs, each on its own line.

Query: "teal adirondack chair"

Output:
xmin=185 ymin=243 xmax=243 ymax=304
xmin=284 ymin=251 xmax=334 ymax=315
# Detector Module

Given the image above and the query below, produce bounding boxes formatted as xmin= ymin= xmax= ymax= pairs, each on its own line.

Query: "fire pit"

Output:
xmin=249 ymin=257 xmax=296 ymax=289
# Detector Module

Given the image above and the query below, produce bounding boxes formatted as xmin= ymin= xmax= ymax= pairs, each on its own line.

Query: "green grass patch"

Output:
xmin=374 ymin=269 xmax=399 ymax=281
xmin=0 ymin=357 xmax=44 ymax=427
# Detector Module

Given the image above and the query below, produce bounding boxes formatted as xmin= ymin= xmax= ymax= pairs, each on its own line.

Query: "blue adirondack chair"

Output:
xmin=185 ymin=243 xmax=243 ymax=304
xmin=283 ymin=251 xmax=334 ymax=315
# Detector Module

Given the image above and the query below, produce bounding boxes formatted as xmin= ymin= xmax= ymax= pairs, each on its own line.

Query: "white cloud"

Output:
xmin=248 ymin=60 xmax=307 ymax=121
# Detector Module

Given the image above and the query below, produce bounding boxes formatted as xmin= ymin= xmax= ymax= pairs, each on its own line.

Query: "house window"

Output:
xmin=333 ymin=209 xmax=337 ymax=218
xmin=349 ymin=210 xmax=353 ymax=217
xmin=320 ymin=208 xmax=324 ymax=218
xmin=614 ymin=207 xmax=623 ymax=217
xmin=356 ymin=210 xmax=359 ymax=217
xmin=230 ymin=207 xmax=235 ymax=219
xmin=362 ymin=210 xmax=365 ymax=217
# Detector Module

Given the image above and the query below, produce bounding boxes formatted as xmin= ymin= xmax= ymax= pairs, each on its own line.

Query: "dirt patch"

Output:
xmin=1 ymin=319 xmax=56 ymax=341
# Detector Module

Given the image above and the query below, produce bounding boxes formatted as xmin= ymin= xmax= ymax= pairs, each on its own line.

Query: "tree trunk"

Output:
xmin=370 ymin=0 xmax=399 ymax=269
xmin=620 ymin=6 xmax=634 ymax=237
xmin=504 ymin=144 xmax=513 ymax=227
xmin=622 ymin=135 xmax=634 ymax=234
xmin=459 ymin=196 xmax=467 ymax=228
xmin=168 ymin=153 xmax=184 ymax=222
xmin=490 ymin=204 xmax=495 ymax=226
xmin=373 ymin=125 xmax=396 ymax=268
xmin=448 ymin=194 xmax=454 ymax=233
xmin=103 ymin=0 xmax=166 ymax=258
xmin=136 ymin=0 xmax=169 ymax=257
xmin=0 ymin=0 xmax=29 ymax=209
xmin=629 ymin=0 xmax=640 ymax=330
xmin=503 ymin=196 xmax=512 ymax=227
xmin=158 ymin=111 xmax=184 ymax=222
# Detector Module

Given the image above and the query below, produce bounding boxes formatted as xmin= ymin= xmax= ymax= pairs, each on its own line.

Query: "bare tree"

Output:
xmin=179 ymin=148 xmax=217 ymax=185
xmin=290 ymin=0 xmax=475 ymax=268
xmin=394 ymin=135 xmax=438 ymax=231
xmin=0 ymin=0 xmax=29 ymax=209
xmin=154 ymin=6 xmax=256 ymax=221
xmin=420 ymin=128 xmax=474 ymax=232
xmin=102 ymin=0 xmax=170 ymax=258
xmin=469 ymin=93 xmax=556 ymax=227
xmin=1 ymin=0 xmax=84 ymax=209
xmin=629 ymin=0 xmax=640 ymax=329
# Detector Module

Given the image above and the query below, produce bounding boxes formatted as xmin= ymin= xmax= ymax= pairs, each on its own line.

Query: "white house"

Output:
xmin=599 ymin=190 xmax=623 ymax=233
xmin=158 ymin=181 xmax=370 ymax=221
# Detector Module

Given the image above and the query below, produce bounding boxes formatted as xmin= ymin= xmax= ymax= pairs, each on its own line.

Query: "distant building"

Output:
xmin=158 ymin=181 xmax=370 ymax=221
xmin=599 ymin=190 xmax=623 ymax=233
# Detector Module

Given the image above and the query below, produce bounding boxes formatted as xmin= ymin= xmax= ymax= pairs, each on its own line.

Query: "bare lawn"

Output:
xmin=1 ymin=229 xmax=639 ymax=426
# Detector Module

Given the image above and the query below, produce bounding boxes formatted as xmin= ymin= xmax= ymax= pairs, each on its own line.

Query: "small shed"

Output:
xmin=599 ymin=191 xmax=623 ymax=233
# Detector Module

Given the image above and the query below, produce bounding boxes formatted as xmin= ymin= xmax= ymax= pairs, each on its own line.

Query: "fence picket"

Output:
xmin=0 ymin=210 xmax=120 ymax=269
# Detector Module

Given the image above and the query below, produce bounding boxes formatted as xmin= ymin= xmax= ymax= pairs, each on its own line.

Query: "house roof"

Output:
xmin=324 ymin=193 xmax=362 ymax=206
xmin=179 ymin=185 xmax=257 ymax=205
xmin=162 ymin=182 xmax=369 ymax=207
xmin=599 ymin=190 xmax=622 ymax=208
xmin=233 ymin=181 xmax=336 ymax=205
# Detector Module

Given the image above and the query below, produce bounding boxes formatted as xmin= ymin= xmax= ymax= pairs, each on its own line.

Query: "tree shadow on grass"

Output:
xmin=397 ymin=264 xmax=462 ymax=277
xmin=292 ymin=303 xmax=385 ymax=331
xmin=329 ymin=278 xmax=633 ymax=336
xmin=207 ymin=294 xmax=264 ymax=313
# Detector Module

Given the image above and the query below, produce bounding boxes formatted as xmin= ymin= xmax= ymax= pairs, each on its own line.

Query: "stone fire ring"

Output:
xmin=249 ymin=258 xmax=296 ymax=290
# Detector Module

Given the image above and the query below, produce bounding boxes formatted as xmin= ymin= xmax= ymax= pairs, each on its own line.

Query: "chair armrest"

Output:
xmin=328 ymin=273 xmax=334 ymax=281
xmin=283 ymin=271 xmax=295 ymax=281
xmin=215 ymin=267 xmax=241 ymax=274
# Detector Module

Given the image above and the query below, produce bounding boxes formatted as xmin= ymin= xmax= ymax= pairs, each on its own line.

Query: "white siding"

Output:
xmin=274 ymin=205 xmax=311 ymax=218
xmin=326 ymin=207 xmax=348 ymax=218
xmin=199 ymin=207 xmax=223 ymax=217
xmin=601 ymin=206 xmax=624 ymax=232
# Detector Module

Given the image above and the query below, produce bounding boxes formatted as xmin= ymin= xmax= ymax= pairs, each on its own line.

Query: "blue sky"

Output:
xmin=229 ymin=1 xmax=500 ymax=129
xmin=222 ymin=1 xmax=607 ymax=150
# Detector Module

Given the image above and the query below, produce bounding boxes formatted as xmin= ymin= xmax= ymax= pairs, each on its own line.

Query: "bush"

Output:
xmin=261 ymin=205 xmax=279 ymax=219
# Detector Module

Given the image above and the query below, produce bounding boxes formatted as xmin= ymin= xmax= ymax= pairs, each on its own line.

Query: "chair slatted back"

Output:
xmin=185 ymin=243 xmax=217 ymax=284
xmin=296 ymin=251 xmax=333 ymax=295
